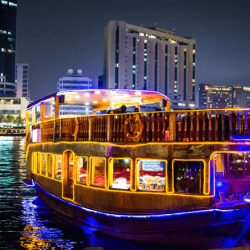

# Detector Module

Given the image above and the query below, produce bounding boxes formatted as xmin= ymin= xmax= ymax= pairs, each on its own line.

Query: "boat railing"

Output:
xmin=29 ymin=108 xmax=250 ymax=144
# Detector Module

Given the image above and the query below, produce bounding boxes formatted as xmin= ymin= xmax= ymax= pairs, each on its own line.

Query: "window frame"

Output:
xmin=75 ymin=156 xmax=88 ymax=186
xmin=54 ymin=154 xmax=63 ymax=181
xmin=41 ymin=153 xmax=47 ymax=176
xmin=136 ymin=158 xmax=168 ymax=193
xmin=172 ymin=159 xmax=206 ymax=195
xmin=47 ymin=153 xmax=54 ymax=179
xmin=108 ymin=157 xmax=132 ymax=191
xmin=89 ymin=157 xmax=107 ymax=189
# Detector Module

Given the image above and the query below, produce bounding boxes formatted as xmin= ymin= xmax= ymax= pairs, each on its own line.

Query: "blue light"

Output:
xmin=34 ymin=181 xmax=240 ymax=219
xmin=23 ymin=179 xmax=35 ymax=187
xmin=216 ymin=181 xmax=223 ymax=187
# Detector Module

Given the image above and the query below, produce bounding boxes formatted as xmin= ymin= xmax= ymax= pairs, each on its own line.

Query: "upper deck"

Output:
xmin=26 ymin=89 xmax=250 ymax=144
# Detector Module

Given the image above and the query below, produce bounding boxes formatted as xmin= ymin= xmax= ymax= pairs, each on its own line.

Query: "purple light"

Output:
xmin=34 ymin=181 xmax=240 ymax=219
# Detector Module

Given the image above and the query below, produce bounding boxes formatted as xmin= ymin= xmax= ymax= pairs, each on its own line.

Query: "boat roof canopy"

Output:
xmin=27 ymin=89 xmax=170 ymax=111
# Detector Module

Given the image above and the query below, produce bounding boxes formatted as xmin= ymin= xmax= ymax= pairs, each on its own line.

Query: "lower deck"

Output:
xmin=26 ymin=141 xmax=250 ymax=214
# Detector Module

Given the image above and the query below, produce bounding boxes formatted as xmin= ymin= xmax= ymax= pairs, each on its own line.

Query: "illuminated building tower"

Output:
xmin=0 ymin=0 xmax=17 ymax=84
xmin=104 ymin=20 xmax=196 ymax=110
xmin=57 ymin=69 xmax=93 ymax=116
xmin=199 ymin=84 xmax=210 ymax=109
xmin=205 ymin=86 xmax=233 ymax=109
xmin=16 ymin=63 xmax=29 ymax=101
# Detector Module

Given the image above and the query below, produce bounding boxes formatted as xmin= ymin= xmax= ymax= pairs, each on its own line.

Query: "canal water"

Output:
xmin=0 ymin=136 xmax=250 ymax=250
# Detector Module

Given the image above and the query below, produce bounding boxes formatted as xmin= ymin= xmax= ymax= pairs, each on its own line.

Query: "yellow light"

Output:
xmin=103 ymin=99 xmax=107 ymax=102
xmin=93 ymin=101 xmax=98 ymax=104
xmin=135 ymin=91 xmax=141 ymax=96
xmin=85 ymin=102 xmax=89 ymax=105
xmin=95 ymin=91 xmax=100 ymax=94
xmin=123 ymin=94 xmax=130 ymax=98
xmin=76 ymin=95 xmax=80 ymax=99
xmin=84 ymin=93 xmax=90 ymax=97
xmin=66 ymin=98 xmax=71 ymax=101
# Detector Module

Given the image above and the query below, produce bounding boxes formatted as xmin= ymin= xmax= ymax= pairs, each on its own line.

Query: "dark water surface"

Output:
xmin=1 ymin=137 xmax=250 ymax=250
xmin=0 ymin=137 xmax=173 ymax=250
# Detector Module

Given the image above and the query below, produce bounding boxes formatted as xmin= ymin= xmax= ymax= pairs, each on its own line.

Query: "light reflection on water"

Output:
xmin=1 ymin=137 xmax=249 ymax=249
xmin=0 ymin=137 xmax=170 ymax=250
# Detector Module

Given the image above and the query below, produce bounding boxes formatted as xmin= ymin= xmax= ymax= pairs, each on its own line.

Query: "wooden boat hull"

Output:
xmin=34 ymin=181 xmax=250 ymax=249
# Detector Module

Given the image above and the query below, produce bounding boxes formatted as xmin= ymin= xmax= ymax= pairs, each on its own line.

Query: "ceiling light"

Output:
xmin=135 ymin=91 xmax=141 ymax=96
xmin=85 ymin=102 xmax=89 ymax=105
xmin=103 ymin=99 xmax=107 ymax=102
xmin=95 ymin=90 xmax=100 ymax=94
xmin=66 ymin=98 xmax=71 ymax=101
xmin=84 ymin=93 xmax=90 ymax=97
xmin=93 ymin=101 xmax=98 ymax=104
xmin=76 ymin=95 xmax=80 ymax=99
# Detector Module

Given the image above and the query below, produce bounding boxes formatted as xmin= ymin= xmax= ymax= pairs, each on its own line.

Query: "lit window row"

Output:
xmin=1 ymin=1 xmax=17 ymax=6
xmin=32 ymin=152 xmax=206 ymax=195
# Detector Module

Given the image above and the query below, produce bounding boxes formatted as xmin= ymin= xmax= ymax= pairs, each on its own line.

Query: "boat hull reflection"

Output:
xmin=34 ymin=181 xmax=250 ymax=249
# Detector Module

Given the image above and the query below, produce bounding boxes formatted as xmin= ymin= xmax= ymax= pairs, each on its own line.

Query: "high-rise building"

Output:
xmin=104 ymin=20 xmax=196 ymax=110
xmin=57 ymin=69 xmax=92 ymax=92
xmin=57 ymin=69 xmax=93 ymax=116
xmin=199 ymin=84 xmax=210 ymax=109
xmin=16 ymin=63 xmax=29 ymax=100
xmin=199 ymin=84 xmax=250 ymax=109
xmin=0 ymin=75 xmax=15 ymax=96
xmin=0 ymin=0 xmax=17 ymax=83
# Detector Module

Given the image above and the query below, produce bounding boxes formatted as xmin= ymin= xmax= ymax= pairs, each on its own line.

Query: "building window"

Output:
xmin=76 ymin=157 xmax=88 ymax=184
xmin=229 ymin=153 xmax=244 ymax=177
xmin=47 ymin=154 xmax=53 ymax=178
xmin=41 ymin=153 xmax=46 ymax=176
xmin=90 ymin=158 xmax=105 ymax=187
xmin=173 ymin=160 xmax=204 ymax=194
xmin=137 ymin=159 xmax=166 ymax=192
xmin=54 ymin=155 xmax=62 ymax=180
xmin=110 ymin=158 xmax=131 ymax=190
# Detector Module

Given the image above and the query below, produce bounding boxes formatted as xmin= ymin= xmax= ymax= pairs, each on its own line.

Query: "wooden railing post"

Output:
xmin=215 ymin=110 xmax=218 ymax=141
xmin=245 ymin=111 xmax=248 ymax=135
xmin=59 ymin=119 xmax=62 ymax=141
xmin=178 ymin=113 xmax=182 ymax=142
xmin=196 ymin=111 xmax=199 ymax=141
xmin=237 ymin=110 xmax=240 ymax=135
xmin=107 ymin=115 xmax=113 ymax=142
xmin=202 ymin=111 xmax=205 ymax=141
xmin=169 ymin=112 xmax=176 ymax=142
xmin=89 ymin=117 xmax=94 ymax=141
xmin=190 ymin=111 xmax=193 ymax=142
xmin=222 ymin=110 xmax=225 ymax=141
xmin=184 ymin=112 xmax=187 ymax=141
xmin=209 ymin=111 xmax=212 ymax=141
xmin=229 ymin=111 xmax=232 ymax=136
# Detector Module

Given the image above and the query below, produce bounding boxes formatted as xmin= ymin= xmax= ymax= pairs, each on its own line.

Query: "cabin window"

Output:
xmin=174 ymin=160 xmax=204 ymax=194
xmin=47 ymin=154 xmax=53 ymax=178
xmin=41 ymin=153 xmax=46 ymax=176
xmin=32 ymin=153 xmax=36 ymax=173
xmin=36 ymin=153 xmax=41 ymax=174
xmin=54 ymin=155 xmax=62 ymax=180
xmin=110 ymin=158 xmax=131 ymax=190
xmin=76 ymin=157 xmax=87 ymax=185
xmin=137 ymin=159 xmax=166 ymax=192
xmin=229 ymin=153 xmax=244 ymax=177
xmin=90 ymin=158 xmax=105 ymax=187
xmin=215 ymin=154 xmax=227 ymax=178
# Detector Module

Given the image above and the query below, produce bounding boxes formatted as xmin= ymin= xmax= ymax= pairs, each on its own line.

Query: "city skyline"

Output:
xmin=16 ymin=0 xmax=250 ymax=101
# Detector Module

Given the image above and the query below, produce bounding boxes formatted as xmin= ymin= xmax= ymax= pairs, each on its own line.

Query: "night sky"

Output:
xmin=17 ymin=0 xmax=250 ymax=101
